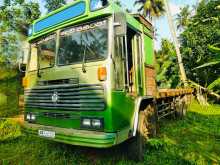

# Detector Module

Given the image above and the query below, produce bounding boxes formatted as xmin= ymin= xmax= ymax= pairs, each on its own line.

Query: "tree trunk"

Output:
xmin=164 ymin=0 xmax=187 ymax=86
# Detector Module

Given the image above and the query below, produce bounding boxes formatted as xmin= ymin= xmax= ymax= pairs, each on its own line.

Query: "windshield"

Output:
xmin=37 ymin=34 xmax=56 ymax=69
xmin=58 ymin=20 xmax=108 ymax=65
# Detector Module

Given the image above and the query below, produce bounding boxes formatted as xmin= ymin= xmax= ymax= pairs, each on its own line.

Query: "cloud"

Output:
xmin=66 ymin=0 xmax=73 ymax=4
xmin=169 ymin=3 xmax=180 ymax=16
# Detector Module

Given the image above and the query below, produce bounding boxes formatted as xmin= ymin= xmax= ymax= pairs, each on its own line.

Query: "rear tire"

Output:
xmin=175 ymin=98 xmax=188 ymax=119
xmin=128 ymin=104 xmax=157 ymax=161
xmin=182 ymin=101 xmax=188 ymax=117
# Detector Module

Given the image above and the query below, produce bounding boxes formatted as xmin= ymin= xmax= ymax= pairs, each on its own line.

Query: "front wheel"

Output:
xmin=128 ymin=104 xmax=157 ymax=161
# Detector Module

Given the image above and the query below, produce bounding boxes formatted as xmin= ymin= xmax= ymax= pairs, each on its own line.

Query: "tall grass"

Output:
xmin=0 ymin=77 xmax=21 ymax=117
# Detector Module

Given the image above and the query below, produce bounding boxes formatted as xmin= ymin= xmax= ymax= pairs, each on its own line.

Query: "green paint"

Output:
xmin=111 ymin=91 xmax=135 ymax=130
xmin=144 ymin=36 xmax=154 ymax=65
xmin=24 ymin=0 xmax=154 ymax=148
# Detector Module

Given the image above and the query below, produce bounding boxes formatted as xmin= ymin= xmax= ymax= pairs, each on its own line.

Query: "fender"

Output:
xmin=132 ymin=96 xmax=154 ymax=137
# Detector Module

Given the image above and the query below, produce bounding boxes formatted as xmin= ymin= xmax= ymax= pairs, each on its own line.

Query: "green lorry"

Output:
xmin=23 ymin=0 xmax=192 ymax=160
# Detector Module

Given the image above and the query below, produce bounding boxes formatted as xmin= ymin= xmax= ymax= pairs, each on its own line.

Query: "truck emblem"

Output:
xmin=51 ymin=92 xmax=58 ymax=103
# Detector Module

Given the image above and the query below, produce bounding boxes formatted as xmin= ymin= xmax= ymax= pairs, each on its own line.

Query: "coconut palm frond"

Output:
xmin=192 ymin=61 xmax=220 ymax=70
xmin=134 ymin=0 xmax=165 ymax=17
xmin=207 ymin=77 xmax=220 ymax=90
xmin=208 ymin=43 xmax=220 ymax=55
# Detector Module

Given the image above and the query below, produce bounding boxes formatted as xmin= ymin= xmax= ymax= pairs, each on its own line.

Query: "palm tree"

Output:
xmin=134 ymin=0 xmax=166 ymax=20
xmin=176 ymin=5 xmax=191 ymax=30
xmin=164 ymin=0 xmax=187 ymax=86
xmin=115 ymin=0 xmax=131 ymax=13
xmin=134 ymin=0 xmax=187 ymax=86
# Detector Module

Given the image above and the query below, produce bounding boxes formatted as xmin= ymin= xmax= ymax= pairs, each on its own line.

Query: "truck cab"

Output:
xmin=23 ymin=0 xmax=155 ymax=157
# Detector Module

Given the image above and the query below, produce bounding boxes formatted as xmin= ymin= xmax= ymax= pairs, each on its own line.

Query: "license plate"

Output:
xmin=38 ymin=130 xmax=55 ymax=138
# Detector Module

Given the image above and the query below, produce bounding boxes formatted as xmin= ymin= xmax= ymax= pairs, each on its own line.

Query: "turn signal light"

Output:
xmin=98 ymin=67 xmax=107 ymax=81
xmin=22 ymin=77 xmax=28 ymax=88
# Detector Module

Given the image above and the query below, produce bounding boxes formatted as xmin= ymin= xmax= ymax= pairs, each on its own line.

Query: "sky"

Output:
xmin=38 ymin=0 xmax=198 ymax=50
xmin=0 ymin=0 xmax=198 ymax=50
xmin=120 ymin=0 xmax=198 ymax=49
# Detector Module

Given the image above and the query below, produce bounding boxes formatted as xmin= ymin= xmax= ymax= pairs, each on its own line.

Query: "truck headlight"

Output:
xmin=91 ymin=119 xmax=102 ymax=128
xmin=82 ymin=119 xmax=91 ymax=127
xmin=26 ymin=114 xmax=31 ymax=120
xmin=81 ymin=118 xmax=103 ymax=130
xmin=31 ymin=114 xmax=36 ymax=121
xmin=26 ymin=113 xmax=36 ymax=122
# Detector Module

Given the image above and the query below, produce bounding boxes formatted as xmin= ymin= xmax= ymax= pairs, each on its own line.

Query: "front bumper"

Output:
xmin=24 ymin=122 xmax=122 ymax=148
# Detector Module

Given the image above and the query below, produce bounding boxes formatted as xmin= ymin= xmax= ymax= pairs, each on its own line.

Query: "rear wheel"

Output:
xmin=182 ymin=101 xmax=188 ymax=117
xmin=128 ymin=104 xmax=157 ymax=161
xmin=175 ymin=98 xmax=188 ymax=119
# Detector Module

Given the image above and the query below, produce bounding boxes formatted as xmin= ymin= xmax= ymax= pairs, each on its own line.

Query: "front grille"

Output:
xmin=37 ymin=78 xmax=79 ymax=86
xmin=25 ymin=84 xmax=105 ymax=111
xmin=42 ymin=112 xmax=80 ymax=119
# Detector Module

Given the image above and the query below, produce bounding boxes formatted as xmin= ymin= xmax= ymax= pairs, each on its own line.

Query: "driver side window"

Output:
xmin=114 ymin=36 xmax=126 ymax=90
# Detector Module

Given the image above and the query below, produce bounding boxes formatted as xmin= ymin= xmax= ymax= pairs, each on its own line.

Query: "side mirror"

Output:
xmin=18 ymin=51 xmax=26 ymax=73
xmin=114 ymin=12 xmax=127 ymax=36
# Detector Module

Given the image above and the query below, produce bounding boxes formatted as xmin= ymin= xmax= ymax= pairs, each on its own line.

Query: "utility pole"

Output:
xmin=164 ymin=0 xmax=187 ymax=86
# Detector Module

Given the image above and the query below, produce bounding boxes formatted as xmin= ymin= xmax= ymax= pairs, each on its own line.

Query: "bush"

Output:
xmin=0 ymin=119 xmax=21 ymax=141
xmin=0 ymin=76 xmax=21 ymax=117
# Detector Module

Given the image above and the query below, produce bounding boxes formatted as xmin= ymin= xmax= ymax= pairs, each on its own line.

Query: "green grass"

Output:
xmin=0 ymin=78 xmax=21 ymax=117
xmin=0 ymin=93 xmax=7 ymax=106
xmin=0 ymin=119 xmax=21 ymax=142
xmin=0 ymin=102 xmax=220 ymax=165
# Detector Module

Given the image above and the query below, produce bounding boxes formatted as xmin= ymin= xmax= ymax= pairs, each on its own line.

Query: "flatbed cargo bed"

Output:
xmin=157 ymin=88 xmax=193 ymax=99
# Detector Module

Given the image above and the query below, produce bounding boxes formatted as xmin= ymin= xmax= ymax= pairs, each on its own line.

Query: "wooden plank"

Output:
xmin=157 ymin=88 xmax=193 ymax=99
xmin=145 ymin=66 xmax=157 ymax=96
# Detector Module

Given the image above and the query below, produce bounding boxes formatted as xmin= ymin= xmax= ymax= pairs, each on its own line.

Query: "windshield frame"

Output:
xmin=27 ymin=18 xmax=110 ymax=72
xmin=28 ymin=33 xmax=57 ymax=72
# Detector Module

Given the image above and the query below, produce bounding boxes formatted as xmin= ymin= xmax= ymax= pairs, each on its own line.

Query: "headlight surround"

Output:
xmin=81 ymin=118 xmax=103 ymax=130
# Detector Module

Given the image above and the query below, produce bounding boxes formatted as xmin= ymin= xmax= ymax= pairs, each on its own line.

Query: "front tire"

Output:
xmin=128 ymin=104 xmax=157 ymax=161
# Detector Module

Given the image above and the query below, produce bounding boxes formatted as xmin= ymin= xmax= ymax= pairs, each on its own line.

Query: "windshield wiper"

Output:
xmin=82 ymin=44 xmax=87 ymax=73
xmin=37 ymin=46 xmax=41 ymax=78
xmin=81 ymin=35 xmax=100 ymax=73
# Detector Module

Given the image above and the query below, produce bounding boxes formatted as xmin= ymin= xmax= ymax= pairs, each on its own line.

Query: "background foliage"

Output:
xmin=0 ymin=0 xmax=40 ymax=116
xmin=180 ymin=0 xmax=220 ymax=94
xmin=156 ymin=0 xmax=220 ymax=97
xmin=45 ymin=0 xmax=66 ymax=13
xmin=155 ymin=39 xmax=180 ymax=88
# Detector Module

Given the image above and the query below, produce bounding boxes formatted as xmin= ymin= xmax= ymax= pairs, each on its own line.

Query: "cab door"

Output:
xmin=133 ymin=34 xmax=143 ymax=96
